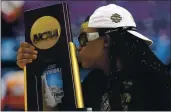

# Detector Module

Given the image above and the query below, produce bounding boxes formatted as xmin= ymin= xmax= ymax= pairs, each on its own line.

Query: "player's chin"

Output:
xmin=81 ymin=61 xmax=92 ymax=69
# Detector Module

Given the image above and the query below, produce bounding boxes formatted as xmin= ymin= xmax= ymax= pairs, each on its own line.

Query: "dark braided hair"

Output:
xmin=106 ymin=29 xmax=171 ymax=110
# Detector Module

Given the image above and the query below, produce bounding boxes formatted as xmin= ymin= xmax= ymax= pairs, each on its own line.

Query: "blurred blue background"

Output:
xmin=1 ymin=0 xmax=170 ymax=111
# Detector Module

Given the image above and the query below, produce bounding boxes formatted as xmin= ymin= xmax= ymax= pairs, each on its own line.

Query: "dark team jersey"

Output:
xmin=83 ymin=69 xmax=171 ymax=111
xmin=58 ymin=67 xmax=171 ymax=111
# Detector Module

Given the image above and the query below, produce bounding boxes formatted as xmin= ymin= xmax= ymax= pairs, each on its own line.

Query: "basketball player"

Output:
xmin=17 ymin=4 xmax=171 ymax=111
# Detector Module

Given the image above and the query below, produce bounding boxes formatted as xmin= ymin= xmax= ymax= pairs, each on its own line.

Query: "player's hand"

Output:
xmin=17 ymin=42 xmax=38 ymax=69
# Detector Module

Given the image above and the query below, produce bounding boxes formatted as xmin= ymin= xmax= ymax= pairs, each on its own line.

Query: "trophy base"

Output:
xmin=75 ymin=108 xmax=92 ymax=111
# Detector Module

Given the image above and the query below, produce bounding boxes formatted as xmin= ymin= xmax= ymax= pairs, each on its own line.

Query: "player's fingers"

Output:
xmin=18 ymin=47 xmax=38 ymax=55
xmin=20 ymin=42 xmax=35 ymax=50
xmin=17 ymin=59 xmax=33 ymax=64
xmin=17 ymin=53 xmax=37 ymax=60
xmin=17 ymin=59 xmax=33 ymax=69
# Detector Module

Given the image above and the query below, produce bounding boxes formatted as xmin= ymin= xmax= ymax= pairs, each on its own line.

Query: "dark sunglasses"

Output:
xmin=78 ymin=27 xmax=137 ymax=47
xmin=78 ymin=32 xmax=103 ymax=47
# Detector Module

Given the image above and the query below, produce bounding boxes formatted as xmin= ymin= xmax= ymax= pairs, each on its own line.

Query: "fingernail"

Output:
xmin=33 ymin=55 xmax=37 ymax=59
xmin=28 ymin=59 xmax=32 ymax=62
xmin=33 ymin=50 xmax=38 ymax=54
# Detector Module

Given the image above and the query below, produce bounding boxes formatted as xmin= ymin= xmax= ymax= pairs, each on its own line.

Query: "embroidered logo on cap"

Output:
xmin=111 ymin=13 xmax=122 ymax=23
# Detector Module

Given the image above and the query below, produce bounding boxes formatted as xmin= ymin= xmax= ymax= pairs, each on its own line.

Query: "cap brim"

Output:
xmin=128 ymin=30 xmax=153 ymax=46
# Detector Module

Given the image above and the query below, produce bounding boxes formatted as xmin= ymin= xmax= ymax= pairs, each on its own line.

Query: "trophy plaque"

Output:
xmin=24 ymin=2 xmax=83 ymax=111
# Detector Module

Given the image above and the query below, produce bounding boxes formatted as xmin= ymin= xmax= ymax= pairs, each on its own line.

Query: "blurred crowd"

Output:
xmin=1 ymin=0 xmax=171 ymax=111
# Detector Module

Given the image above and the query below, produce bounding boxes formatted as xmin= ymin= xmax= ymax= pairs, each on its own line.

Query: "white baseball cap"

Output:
xmin=88 ymin=4 xmax=153 ymax=46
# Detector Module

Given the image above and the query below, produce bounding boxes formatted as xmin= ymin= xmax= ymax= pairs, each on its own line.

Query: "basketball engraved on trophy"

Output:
xmin=41 ymin=65 xmax=64 ymax=110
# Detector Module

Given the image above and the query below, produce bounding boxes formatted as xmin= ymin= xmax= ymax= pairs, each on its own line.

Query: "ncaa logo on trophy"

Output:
xmin=30 ymin=16 xmax=61 ymax=49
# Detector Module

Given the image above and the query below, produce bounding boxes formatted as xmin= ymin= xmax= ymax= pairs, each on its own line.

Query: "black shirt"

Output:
xmin=82 ymin=69 xmax=108 ymax=111
xmin=58 ymin=67 xmax=170 ymax=111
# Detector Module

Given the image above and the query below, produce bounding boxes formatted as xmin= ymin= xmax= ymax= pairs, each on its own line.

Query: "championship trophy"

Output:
xmin=24 ymin=2 xmax=89 ymax=111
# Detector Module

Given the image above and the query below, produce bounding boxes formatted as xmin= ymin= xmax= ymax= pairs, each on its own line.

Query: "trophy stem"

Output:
xmin=69 ymin=42 xmax=84 ymax=108
xmin=24 ymin=66 xmax=28 ymax=111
